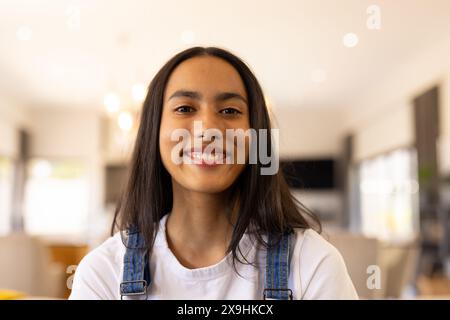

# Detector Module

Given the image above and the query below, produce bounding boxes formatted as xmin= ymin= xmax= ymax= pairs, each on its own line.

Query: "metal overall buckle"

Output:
xmin=263 ymin=288 xmax=293 ymax=300
xmin=120 ymin=280 xmax=148 ymax=300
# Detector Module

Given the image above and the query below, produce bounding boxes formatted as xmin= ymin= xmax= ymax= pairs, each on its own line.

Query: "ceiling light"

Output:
xmin=343 ymin=33 xmax=359 ymax=48
xmin=118 ymin=111 xmax=133 ymax=132
xmin=103 ymin=93 xmax=120 ymax=113
xmin=132 ymin=83 xmax=146 ymax=103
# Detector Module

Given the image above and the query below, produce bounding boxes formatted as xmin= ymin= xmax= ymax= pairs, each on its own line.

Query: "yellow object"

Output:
xmin=0 ymin=289 xmax=26 ymax=300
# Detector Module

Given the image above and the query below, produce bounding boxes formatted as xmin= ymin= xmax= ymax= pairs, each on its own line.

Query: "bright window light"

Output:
xmin=359 ymin=149 xmax=419 ymax=243
xmin=24 ymin=159 xmax=89 ymax=236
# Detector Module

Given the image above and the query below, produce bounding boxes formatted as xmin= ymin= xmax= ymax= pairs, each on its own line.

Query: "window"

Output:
xmin=0 ymin=156 xmax=14 ymax=235
xmin=359 ymin=149 xmax=419 ymax=242
xmin=24 ymin=159 xmax=89 ymax=236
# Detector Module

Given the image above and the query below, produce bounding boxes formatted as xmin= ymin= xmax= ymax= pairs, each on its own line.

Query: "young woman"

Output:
xmin=69 ymin=47 xmax=358 ymax=300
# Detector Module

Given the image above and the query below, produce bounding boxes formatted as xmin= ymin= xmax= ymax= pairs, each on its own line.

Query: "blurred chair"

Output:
xmin=327 ymin=230 xmax=420 ymax=299
xmin=327 ymin=231 xmax=386 ymax=299
xmin=378 ymin=239 xmax=421 ymax=298
xmin=0 ymin=233 xmax=65 ymax=298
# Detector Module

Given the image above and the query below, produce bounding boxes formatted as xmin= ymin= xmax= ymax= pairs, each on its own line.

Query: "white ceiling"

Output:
xmin=1 ymin=0 xmax=450 ymax=111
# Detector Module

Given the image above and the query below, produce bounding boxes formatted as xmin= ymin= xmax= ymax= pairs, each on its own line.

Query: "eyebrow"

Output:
xmin=215 ymin=92 xmax=248 ymax=104
xmin=168 ymin=90 xmax=248 ymax=104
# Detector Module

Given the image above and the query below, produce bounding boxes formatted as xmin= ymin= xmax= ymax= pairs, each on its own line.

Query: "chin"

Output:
xmin=183 ymin=179 xmax=232 ymax=194
xmin=169 ymin=165 xmax=245 ymax=194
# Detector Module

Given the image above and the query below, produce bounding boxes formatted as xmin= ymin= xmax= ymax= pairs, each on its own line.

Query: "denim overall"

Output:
xmin=119 ymin=228 xmax=293 ymax=300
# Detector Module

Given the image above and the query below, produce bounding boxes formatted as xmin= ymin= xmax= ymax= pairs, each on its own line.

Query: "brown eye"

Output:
xmin=175 ymin=105 xmax=195 ymax=113
xmin=220 ymin=107 xmax=241 ymax=115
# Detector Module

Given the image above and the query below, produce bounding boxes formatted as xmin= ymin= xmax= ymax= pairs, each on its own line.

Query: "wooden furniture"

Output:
xmin=46 ymin=244 xmax=89 ymax=299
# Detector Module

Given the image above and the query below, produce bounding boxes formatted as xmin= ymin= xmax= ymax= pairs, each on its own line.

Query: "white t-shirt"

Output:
xmin=69 ymin=214 xmax=358 ymax=300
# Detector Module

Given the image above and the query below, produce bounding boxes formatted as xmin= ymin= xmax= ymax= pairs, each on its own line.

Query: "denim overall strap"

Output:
xmin=264 ymin=232 xmax=293 ymax=300
xmin=120 ymin=230 xmax=150 ymax=299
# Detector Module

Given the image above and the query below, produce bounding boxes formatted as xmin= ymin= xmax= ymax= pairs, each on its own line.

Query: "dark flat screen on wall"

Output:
xmin=281 ymin=159 xmax=335 ymax=190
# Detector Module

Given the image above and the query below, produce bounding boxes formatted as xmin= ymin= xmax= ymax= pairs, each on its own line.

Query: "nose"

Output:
xmin=192 ymin=106 xmax=224 ymax=142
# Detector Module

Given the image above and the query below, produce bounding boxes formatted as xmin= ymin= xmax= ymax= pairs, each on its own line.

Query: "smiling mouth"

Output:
xmin=181 ymin=148 xmax=229 ymax=166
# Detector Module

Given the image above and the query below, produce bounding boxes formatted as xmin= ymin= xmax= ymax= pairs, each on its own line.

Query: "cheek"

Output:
xmin=159 ymin=122 xmax=178 ymax=167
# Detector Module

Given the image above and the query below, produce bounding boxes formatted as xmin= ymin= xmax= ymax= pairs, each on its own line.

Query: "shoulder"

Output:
xmin=291 ymin=228 xmax=359 ymax=299
xmin=294 ymin=228 xmax=342 ymax=262
xmin=293 ymin=228 xmax=348 ymax=282
xmin=69 ymin=233 xmax=125 ymax=300
xmin=84 ymin=233 xmax=125 ymax=264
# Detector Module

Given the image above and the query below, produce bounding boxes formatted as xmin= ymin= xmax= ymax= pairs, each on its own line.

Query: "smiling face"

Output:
xmin=159 ymin=55 xmax=250 ymax=194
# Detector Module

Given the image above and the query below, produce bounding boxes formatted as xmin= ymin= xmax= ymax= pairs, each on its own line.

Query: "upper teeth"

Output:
xmin=188 ymin=152 xmax=224 ymax=163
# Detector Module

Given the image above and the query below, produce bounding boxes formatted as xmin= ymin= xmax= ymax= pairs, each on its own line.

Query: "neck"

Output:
xmin=165 ymin=180 xmax=235 ymax=268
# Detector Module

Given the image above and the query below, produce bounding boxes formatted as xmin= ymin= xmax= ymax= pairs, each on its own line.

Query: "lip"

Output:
xmin=181 ymin=147 xmax=230 ymax=166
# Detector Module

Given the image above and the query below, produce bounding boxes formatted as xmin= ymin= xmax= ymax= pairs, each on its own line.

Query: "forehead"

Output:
xmin=164 ymin=56 xmax=247 ymax=99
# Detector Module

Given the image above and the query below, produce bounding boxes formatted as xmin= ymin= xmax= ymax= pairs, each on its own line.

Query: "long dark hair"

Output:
xmin=111 ymin=46 xmax=321 ymax=267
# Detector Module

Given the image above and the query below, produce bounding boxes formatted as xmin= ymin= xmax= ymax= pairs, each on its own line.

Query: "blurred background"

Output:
xmin=1 ymin=0 xmax=450 ymax=299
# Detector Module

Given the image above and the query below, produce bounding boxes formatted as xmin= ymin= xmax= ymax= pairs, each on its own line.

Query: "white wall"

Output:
xmin=0 ymin=120 xmax=18 ymax=158
xmin=0 ymin=98 xmax=30 ymax=157
xmin=344 ymin=34 xmax=450 ymax=172
xmin=29 ymin=109 xmax=101 ymax=159
xmin=353 ymin=101 xmax=414 ymax=162
xmin=273 ymin=107 xmax=345 ymax=159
